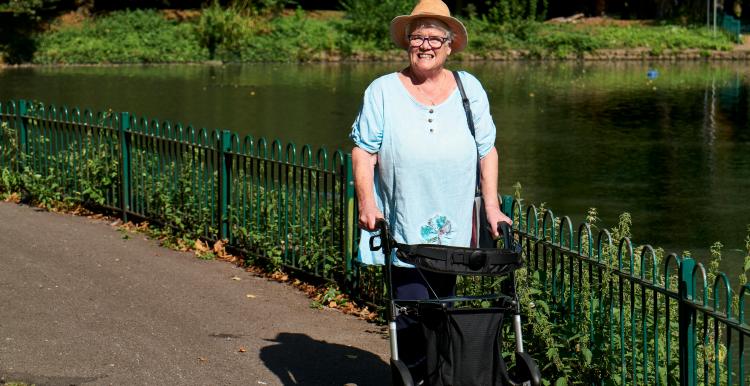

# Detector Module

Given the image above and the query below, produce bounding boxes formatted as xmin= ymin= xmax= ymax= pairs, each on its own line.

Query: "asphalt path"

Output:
xmin=0 ymin=202 xmax=390 ymax=385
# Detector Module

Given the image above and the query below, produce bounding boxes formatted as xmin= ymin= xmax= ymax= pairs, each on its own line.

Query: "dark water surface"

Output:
xmin=1 ymin=62 xmax=748 ymax=266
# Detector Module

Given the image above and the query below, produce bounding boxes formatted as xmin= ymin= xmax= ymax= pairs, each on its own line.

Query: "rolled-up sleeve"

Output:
xmin=349 ymin=82 xmax=385 ymax=153
xmin=464 ymin=72 xmax=496 ymax=158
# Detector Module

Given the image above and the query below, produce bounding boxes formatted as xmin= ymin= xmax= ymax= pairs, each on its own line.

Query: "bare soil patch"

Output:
xmin=547 ymin=15 xmax=655 ymax=27
xmin=162 ymin=9 xmax=202 ymax=22
xmin=51 ymin=11 xmax=86 ymax=30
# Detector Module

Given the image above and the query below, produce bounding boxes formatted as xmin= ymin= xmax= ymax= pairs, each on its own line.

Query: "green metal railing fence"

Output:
xmin=720 ymin=13 xmax=743 ymax=44
xmin=506 ymin=198 xmax=750 ymax=386
xmin=0 ymin=100 xmax=356 ymax=283
xmin=2 ymin=99 xmax=749 ymax=385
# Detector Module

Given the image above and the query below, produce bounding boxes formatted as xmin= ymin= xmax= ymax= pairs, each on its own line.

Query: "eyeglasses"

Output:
xmin=408 ymin=35 xmax=449 ymax=49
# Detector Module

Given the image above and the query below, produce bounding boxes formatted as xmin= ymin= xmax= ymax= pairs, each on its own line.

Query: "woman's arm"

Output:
xmin=352 ymin=146 xmax=384 ymax=231
xmin=479 ymin=147 xmax=512 ymax=238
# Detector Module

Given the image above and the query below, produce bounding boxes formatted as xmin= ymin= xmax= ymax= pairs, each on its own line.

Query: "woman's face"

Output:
xmin=408 ymin=26 xmax=452 ymax=74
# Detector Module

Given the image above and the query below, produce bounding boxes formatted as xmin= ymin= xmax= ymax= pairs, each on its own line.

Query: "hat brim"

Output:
xmin=390 ymin=14 xmax=468 ymax=53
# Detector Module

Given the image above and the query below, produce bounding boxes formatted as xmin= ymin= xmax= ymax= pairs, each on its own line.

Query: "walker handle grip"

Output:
xmin=369 ymin=219 xmax=387 ymax=251
xmin=497 ymin=221 xmax=514 ymax=250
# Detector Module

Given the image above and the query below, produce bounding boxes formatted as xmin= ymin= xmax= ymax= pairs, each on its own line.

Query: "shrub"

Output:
xmin=339 ymin=0 xmax=413 ymax=49
xmin=484 ymin=0 xmax=549 ymax=24
xmin=195 ymin=2 xmax=250 ymax=60
xmin=237 ymin=9 xmax=345 ymax=62
xmin=33 ymin=9 xmax=207 ymax=64
xmin=0 ymin=0 xmax=69 ymax=63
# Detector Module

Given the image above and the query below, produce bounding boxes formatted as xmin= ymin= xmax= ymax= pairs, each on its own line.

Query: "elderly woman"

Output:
xmin=350 ymin=0 xmax=512 ymax=381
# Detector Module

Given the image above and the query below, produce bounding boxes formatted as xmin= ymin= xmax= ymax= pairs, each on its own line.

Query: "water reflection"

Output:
xmin=0 ymin=62 xmax=748 ymax=266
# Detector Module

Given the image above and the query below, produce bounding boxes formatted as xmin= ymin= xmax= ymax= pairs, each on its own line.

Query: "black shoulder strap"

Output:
xmin=452 ymin=70 xmax=481 ymax=192
xmin=453 ymin=70 xmax=476 ymax=137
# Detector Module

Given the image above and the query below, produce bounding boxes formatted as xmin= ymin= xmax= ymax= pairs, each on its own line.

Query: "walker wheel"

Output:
xmin=390 ymin=358 xmax=414 ymax=386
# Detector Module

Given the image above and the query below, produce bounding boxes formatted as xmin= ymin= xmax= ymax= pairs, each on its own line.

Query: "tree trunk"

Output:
xmin=595 ymin=0 xmax=606 ymax=16
xmin=75 ymin=0 xmax=94 ymax=16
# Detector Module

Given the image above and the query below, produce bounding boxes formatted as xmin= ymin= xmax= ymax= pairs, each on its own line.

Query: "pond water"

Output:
xmin=1 ymin=61 xmax=748 ymax=268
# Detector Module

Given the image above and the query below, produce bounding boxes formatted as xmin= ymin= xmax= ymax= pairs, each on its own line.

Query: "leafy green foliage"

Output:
xmin=0 ymin=114 xmax=118 ymax=209
xmin=135 ymin=152 xmax=217 ymax=242
xmin=338 ymin=0 xmax=412 ymax=49
xmin=311 ymin=285 xmax=347 ymax=309
xmin=197 ymin=250 xmax=216 ymax=260
xmin=484 ymin=0 xmax=548 ymax=23
xmin=230 ymin=169 xmax=345 ymax=278
xmin=34 ymin=9 xmax=208 ymax=64
xmin=195 ymin=2 xmax=250 ymax=60
xmin=1 ymin=105 xmax=345 ymax=287
xmin=235 ymin=9 xmax=345 ymax=61
xmin=464 ymin=18 xmax=733 ymax=59
xmin=0 ymin=0 xmax=65 ymax=63
xmin=27 ymin=5 xmax=738 ymax=64
xmin=0 ymin=0 xmax=47 ymax=20
xmin=489 ymin=188 xmax=750 ymax=386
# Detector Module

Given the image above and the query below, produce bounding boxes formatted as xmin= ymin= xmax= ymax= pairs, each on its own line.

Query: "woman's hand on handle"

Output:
xmin=479 ymin=147 xmax=512 ymax=238
xmin=359 ymin=205 xmax=384 ymax=231
xmin=485 ymin=205 xmax=512 ymax=239
xmin=352 ymin=146 xmax=383 ymax=231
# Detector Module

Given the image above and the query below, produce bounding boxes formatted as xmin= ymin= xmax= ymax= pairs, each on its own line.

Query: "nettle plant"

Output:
xmin=502 ymin=202 xmax=750 ymax=385
xmin=228 ymin=163 xmax=345 ymax=278
xmin=0 ymin=119 xmax=119 ymax=208
xmin=131 ymin=147 xmax=218 ymax=241
xmin=0 ymin=121 xmax=21 ymax=194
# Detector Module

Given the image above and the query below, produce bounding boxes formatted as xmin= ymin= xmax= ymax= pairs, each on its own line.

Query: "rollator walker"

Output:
xmin=370 ymin=220 xmax=542 ymax=386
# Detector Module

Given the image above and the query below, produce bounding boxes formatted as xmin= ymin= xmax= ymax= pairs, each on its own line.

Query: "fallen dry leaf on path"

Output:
xmin=194 ymin=239 xmax=210 ymax=254
xmin=213 ymin=239 xmax=224 ymax=253
xmin=4 ymin=192 xmax=20 ymax=203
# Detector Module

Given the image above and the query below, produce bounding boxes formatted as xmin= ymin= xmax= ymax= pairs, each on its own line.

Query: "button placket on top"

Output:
xmin=427 ymin=107 xmax=435 ymax=133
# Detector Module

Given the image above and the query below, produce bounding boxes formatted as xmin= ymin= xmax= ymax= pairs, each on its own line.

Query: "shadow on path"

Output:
xmin=260 ymin=332 xmax=389 ymax=386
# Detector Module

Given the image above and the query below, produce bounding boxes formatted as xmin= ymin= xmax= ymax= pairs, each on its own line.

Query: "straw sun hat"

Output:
xmin=390 ymin=0 xmax=468 ymax=53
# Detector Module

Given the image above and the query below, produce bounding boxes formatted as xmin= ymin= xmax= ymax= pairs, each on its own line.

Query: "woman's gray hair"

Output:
xmin=406 ymin=17 xmax=454 ymax=41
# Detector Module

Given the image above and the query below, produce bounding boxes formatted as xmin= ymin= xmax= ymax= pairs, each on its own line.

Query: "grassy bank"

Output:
xmin=22 ymin=7 xmax=742 ymax=65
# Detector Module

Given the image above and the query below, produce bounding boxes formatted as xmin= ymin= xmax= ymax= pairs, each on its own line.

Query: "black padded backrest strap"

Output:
xmin=452 ymin=70 xmax=481 ymax=193
xmin=395 ymin=243 xmax=522 ymax=275
xmin=399 ymin=244 xmax=521 ymax=265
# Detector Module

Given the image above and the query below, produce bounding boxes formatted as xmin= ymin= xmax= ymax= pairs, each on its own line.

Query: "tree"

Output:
xmin=595 ymin=0 xmax=606 ymax=16
xmin=0 ymin=0 xmax=58 ymax=63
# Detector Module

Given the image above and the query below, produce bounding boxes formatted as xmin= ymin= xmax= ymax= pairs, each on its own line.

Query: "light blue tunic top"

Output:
xmin=350 ymin=71 xmax=496 ymax=267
